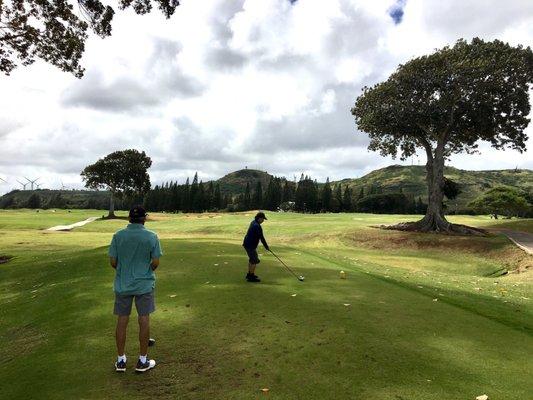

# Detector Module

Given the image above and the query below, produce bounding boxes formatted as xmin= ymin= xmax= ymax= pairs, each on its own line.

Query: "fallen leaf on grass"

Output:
xmin=343 ymin=303 xmax=351 ymax=307
xmin=169 ymin=295 xmax=177 ymax=298
xmin=476 ymin=395 xmax=488 ymax=400
xmin=432 ymin=298 xmax=438 ymax=302
xmin=291 ymin=294 xmax=297 ymax=297
xmin=214 ymin=264 xmax=219 ymax=266
xmin=260 ymin=388 xmax=269 ymax=393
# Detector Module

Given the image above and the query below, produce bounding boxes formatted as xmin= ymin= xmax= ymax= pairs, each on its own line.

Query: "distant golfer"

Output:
xmin=243 ymin=211 xmax=270 ymax=282
xmin=108 ymin=205 xmax=162 ymax=373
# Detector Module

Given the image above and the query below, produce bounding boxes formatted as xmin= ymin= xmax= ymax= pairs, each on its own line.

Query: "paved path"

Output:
xmin=496 ymin=229 xmax=533 ymax=255
xmin=47 ymin=217 xmax=99 ymax=232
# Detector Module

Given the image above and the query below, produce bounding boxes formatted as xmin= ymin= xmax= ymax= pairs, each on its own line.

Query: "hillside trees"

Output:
xmin=469 ymin=187 xmax=531 ymax=218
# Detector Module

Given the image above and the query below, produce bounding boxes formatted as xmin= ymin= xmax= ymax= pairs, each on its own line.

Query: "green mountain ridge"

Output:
xmin=333 ymin=164 xmax=533 ymax=211
xmin=1 ymin=165 xmax=531 ymax=211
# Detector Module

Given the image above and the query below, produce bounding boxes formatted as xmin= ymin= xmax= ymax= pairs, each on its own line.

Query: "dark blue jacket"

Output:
xmin=243 ymin=220 xmax=269 ymax=250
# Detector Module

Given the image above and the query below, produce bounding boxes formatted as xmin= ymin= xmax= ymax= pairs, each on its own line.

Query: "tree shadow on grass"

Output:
xmin=1 ymin=240 xmax=531 ymax=399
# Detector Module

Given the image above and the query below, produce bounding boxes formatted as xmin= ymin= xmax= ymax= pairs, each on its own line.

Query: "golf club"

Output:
xmin=269 ymin=250 xmax=305 ymax=282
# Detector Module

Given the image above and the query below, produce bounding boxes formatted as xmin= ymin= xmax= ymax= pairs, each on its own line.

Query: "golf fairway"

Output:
xmin=0 ymin=210 xmax=532 ymax=399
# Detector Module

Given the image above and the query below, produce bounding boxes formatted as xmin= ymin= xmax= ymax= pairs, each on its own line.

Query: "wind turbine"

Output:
xmin=17 ymin=179 xmax=28 ymax=190
xmin=24 ymin=177 xmax=40 ymax=190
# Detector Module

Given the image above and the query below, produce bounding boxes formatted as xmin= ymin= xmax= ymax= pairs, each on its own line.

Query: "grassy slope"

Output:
xmin=0 ymin=210 xmax=532 ymax=399
xmin=335 ymin=165 xmax=533 ymax=210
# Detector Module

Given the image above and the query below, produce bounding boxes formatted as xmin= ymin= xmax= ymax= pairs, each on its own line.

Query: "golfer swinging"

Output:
xmin=243 ymin=211 xmax=270 ymax=282
xmin=109 ymin=205 xmax=162 ymax=373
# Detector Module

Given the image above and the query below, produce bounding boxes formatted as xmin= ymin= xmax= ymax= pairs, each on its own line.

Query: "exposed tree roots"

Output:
xmin=382 ymin=216 xmax=487 ymax=236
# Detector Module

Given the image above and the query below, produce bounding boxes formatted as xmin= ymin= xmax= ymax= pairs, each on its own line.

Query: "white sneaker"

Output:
xmin=135 ymin=358 xmax=156 ymax=372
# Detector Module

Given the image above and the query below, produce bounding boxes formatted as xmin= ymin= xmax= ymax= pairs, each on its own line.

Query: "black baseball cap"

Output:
xmin=129 ymin=205 xmax=147 ymax=219
xmin=255 ymin=212 xmax=267 ymax=220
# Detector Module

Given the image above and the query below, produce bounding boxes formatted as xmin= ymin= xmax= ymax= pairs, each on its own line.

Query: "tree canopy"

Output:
xmin=352 ymin=38 xmax=533 ymax=234
xmin=469 ymin=186 xmax=531 ymax=218
xmin=81 ymin=149 xmax=152 ymax=216
xmin=0 ymin=0 xmax=179 ymax=77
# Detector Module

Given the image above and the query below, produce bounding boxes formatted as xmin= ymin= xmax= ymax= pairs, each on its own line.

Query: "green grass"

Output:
xmin=0 ymin=210 xmax=532 ymax=399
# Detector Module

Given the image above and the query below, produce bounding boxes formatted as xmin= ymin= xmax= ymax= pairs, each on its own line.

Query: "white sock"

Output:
xmin=139 ymin=355 xmax=147 ymax=363
xmin=117 ymin=355 xmax=126 ymax=363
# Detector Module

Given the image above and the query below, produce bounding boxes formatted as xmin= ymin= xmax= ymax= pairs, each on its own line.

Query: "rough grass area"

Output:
xmin=0 ymin=210 xmax=531 ymax=399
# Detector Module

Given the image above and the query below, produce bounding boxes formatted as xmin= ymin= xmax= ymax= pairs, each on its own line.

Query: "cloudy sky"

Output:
xmin=1 ymin=0 xmax=532 ymax=194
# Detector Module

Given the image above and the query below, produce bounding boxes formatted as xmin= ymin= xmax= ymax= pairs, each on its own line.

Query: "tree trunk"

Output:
xmin=108 ymin=192 xmax=115 ymax=218
xmin=414 ymin=146 xmax=452 ymax=232
xmin=383 ymin=142 xmax=485 ymax=235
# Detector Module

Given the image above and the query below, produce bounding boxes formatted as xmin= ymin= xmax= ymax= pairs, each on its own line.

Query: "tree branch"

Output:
xmin=0 ymin=33 xmax=26 ymax=42
xmin=414 ymin=124 xmax=434 ymax=161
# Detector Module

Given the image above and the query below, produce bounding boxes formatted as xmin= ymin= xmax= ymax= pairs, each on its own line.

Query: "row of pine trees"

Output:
xmin=143 ymin=173 xmax=427 ymax=214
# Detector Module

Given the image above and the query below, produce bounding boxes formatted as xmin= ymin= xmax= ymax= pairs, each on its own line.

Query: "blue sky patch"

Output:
xmin=389 ymin=0 xmax=407 ymax=25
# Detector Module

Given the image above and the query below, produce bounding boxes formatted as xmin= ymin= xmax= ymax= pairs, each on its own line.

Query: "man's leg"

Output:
xmin=116 ymin=315 xmax=129 ymax=357
xmin=248 ymin=262 xmax=257 ymax=275
xmin=134 ymin=292 xmax=156 ymax=372
xmin=138 ymin=315 xmax=150 ymax=356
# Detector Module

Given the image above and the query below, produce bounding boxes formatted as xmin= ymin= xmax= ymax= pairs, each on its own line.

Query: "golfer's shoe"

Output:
xmin=246 ymin=273 xmax=261 ymax=283
xmin=115 ymin=360 xmax=127 ymax=373
xmin=135 ymin=358 xmax=156 ymax=373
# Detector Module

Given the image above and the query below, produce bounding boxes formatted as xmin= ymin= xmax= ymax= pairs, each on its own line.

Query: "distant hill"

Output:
xmin=2 ymin=165 xmax=531 ymax=212
xmin=215 ymin=169 xmax=277 ymax=195
xmin=0 ymin=189 xmax=111 ymax=209
xmin=333 ymin=165 xmax=533 ymax=211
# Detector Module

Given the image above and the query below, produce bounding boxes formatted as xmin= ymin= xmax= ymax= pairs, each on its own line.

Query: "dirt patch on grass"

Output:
xmin=341 ymin=229 xmax=532 ymax=274
xmin=0 ymin=255 xmax=13 ymax=264
xmin=344 ymin=229 xmax=501 ymax=253
xmin=2 ymin=324 xmax=47 ymax=362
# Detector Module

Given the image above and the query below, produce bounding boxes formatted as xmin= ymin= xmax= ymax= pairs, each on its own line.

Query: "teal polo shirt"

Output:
xmin=108 ymin=223 xmax=163 ymax=295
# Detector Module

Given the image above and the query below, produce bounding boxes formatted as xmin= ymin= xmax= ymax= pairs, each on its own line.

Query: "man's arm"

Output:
xmin=150 ymin=235 xmax=163 ymax=271
xmin=259 ymin=227 xmax=270 ymax=251
xmin=108 ymin=234 xmax=118 ymax=269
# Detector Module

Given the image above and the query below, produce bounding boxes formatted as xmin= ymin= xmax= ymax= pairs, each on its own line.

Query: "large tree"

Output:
xmin=352 ymin=38 xmax=533 ymax=234
xmin=0 ymin=0 xmax=179 ymax=77
xmin=81 ymin=149 xmax=152 ymax=217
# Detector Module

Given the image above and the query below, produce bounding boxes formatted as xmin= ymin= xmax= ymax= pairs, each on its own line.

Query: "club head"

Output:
xmin=298 ymin=276 xmax=305 ymax=282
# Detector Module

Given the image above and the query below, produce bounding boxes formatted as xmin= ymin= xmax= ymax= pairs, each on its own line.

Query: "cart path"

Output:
xmin=47 ymin=217 xmax=100 ymax=232
xmin=495 ymin=229 xmax=533 ymax=255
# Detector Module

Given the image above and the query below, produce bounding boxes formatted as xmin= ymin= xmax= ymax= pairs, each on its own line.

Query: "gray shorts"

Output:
xmin=244 ymin=247 xmax=260 ymax=264
xmin=114 ymin=290 xmax=155 ymax=316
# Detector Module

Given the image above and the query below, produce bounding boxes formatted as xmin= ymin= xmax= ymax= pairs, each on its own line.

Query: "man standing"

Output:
xmin=243 ymin=212 xmax=270 ymax=283
xmin=109 ymin=205 xmax=162 ymax=373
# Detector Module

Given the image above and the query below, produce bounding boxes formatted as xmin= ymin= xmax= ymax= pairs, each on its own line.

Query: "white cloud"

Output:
xmin=0 ymin=0 xmax=532 ymax=195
